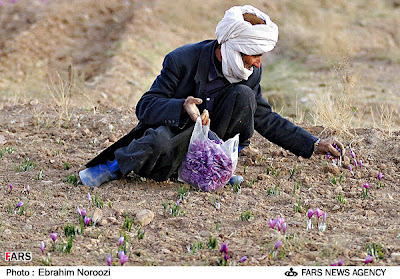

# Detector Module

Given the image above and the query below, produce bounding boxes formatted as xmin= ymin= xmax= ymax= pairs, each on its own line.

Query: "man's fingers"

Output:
xmin=201 ymin=109 xmax=209 ymax=125
xmin=329 ymin=144 xmax=341 ymax=157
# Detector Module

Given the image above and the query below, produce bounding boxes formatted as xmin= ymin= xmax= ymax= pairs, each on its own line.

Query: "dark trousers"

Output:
xmin=114 ymin=84 xmax=256 ymax=181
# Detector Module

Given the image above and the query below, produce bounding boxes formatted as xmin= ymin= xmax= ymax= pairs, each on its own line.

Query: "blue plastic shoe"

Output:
xmin=79 ymin=159 xmax=119 ymax=188
xmin=229 ymin=175 xmax=244 ymax=186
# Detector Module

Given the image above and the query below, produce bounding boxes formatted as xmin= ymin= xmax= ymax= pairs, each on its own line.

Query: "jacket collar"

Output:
xmin=194 ymin=40 xmax=218 ymax=97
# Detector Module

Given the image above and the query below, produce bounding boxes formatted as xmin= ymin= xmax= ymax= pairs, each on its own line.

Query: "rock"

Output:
xmin=0 ymin=134 xmax=6 ymax=145
xmin=109 ymin=134 xmax=117 ymax=142
xmin=323 ymin=164 xmax=340 ymax=175
xmin=107 ymin=217 xmax=118 ymax=225
xmin=332 ymin=205 xmax=341 ymax=211
xmin=199 ymin=230 xmax=210 ymax=237
xmin=391 ymin=252 xmax=400 ymax=262
xmin=136 ymin=209 xmax=154 ymax=227
xmin=334 ymin=186 xmax=342 ymax=193
xmin=92 ymin=208 xmax=103 ymax=225
xmin=25 ymin=224 xmax=33 ymax=230
xmin=99 ymin=219 xmax=108 ymax=226
xmin=3 ymin=229 xmax=11 ymax=235
xmin=241 ymin=146 xmax=261 ymax=161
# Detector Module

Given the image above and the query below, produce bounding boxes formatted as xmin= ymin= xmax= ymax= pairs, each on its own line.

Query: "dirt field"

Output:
xmin=0 ymin=0 xmax=400 ymax=267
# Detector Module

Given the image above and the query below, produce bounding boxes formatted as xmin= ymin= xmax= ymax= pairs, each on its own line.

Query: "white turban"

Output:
xmin=215 ymin=5 xmax=279 ymax=83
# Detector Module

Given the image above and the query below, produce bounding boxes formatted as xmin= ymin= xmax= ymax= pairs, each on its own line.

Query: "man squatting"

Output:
xmin=79 ymin=5 xmax=344 ymax=188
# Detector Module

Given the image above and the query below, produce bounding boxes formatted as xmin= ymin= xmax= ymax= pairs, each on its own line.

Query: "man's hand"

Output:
xmin=317 ymin=138 xmax=345 ymax=157
xmin=183 ymin=96 xmax=209 ymax=125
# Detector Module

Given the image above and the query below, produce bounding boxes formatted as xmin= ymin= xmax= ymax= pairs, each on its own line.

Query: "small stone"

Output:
xmin=109 ymin=134 xmax=117 ymax=142
xmin=99 ymin=219 xmax=108 ymax=226
xmin=391 ymin=253 xmax=400 ymax=262
xmin=199 ymin=230 xmax=210 ymax=237
xmin=136 ymin=209 xmax=154 ymax=227
xmin=334 ymin=186 xmax=342 ymax=193
xmin=25 ymin=224 xmax=33 ymax=230
xmin=107 ymin=217 xmax=118 ymax=225
xmin=3 ymin=229 xmax=11 ymax=235
xmin=161 ymin=248 xmax=172 ymax=254
xmin=92 ymin=208 xmax=103 ymax=225
xmin=332 ymin=205 xmax=341 ymax=211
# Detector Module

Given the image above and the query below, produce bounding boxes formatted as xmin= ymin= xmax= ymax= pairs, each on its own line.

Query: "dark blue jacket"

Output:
xmin=87 ymin=40 xmax=316 ymax=167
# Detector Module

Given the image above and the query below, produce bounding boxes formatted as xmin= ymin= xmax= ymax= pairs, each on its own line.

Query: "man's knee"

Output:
xmin=231 ymin=84 xmax=256 ymax=107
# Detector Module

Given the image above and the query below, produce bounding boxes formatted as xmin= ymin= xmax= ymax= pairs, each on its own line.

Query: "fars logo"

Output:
xmin=4 ymin=252 xmax=32 ymax=262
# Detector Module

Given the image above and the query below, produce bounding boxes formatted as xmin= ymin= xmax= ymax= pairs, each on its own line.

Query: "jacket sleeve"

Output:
xmin=253 ymin=69 xmax=318 ymax=158
xmin=135 ymin=53 xmax=187 ymax=127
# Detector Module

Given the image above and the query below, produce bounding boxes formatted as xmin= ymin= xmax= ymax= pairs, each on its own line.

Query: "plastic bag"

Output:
xmin=178 ymin=116 xmax=239 ymax=192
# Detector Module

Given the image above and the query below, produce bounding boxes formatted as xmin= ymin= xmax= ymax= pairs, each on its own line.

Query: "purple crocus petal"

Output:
xmin=337 ymin=258 xmax=344 ymax=266
xmin=377 ymin=172 xmax=383 ymax=181
xmin=118 ymin=250 xmax=125 ymax=259
xmin=84 ymin=216 xmax=92 ymax=225
xmin=274 ymin=240 xmax=282 ymax=250
xmin=220 ymin=243 xmax=228 ymax=254
xmin=315 ymin=208 xmax=323 ymax=218
xmin=40 ymin=241 xmax=46 ymax=253
xmin=224 ymin=254 xmax=230 ymax=261
xmin=120 ymin=254 xmax=129 ymax=266
xmin=330 ymin=263 xmax=338 ymax=266
xmin=322 ymin=212 xmax=327 ymax=222
xmin=9 ymin=183 xmax=13 ymax=191
xmin=77 ymin=206 xmax=81 ymax=215
xmin=281 ymin=222 xmax=287 ymax=234
xmin=239 ymin=256 xmax=247 ymax=263
xmin=365 ymin=255 xmax=373 ymax=264
xmin=353 ymin=159 xmax=357 ymax=168
xmin=358 ymin=160 xmax=362 ymax=167
xmin=350 ymin=148 xmax=355 ymax=158
xmin=15 ymin=201 xmax=24 ymax=209
xmin=50 ymin=232 xmax=57 ymax=242
xmin=107 ymin=254 xmax=112 ymax=266
xmin=80 ymin=208 xmax=86 ymax=217
xmin=118 ymin=236 xmax=124 ymax=246
xmin=27 ymin=185 xmax=30 ymax=194
xmin=307 ymin=209 xmax=314 ymax=219
xmin=269 ymin=219 xmax=277 ymax=229
xmin=363 ymin=183 xmax=369 ymax=189
xmin=88 ymin=193 xmax=91 ymax=203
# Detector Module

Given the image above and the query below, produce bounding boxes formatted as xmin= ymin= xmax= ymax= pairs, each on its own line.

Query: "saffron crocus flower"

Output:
xmin=84 ymin=216 xmax=92 ymax=225
xmin=337 ymin=258 xmax=344 ymax=266
xmin=322 ymin=212 xmax=327 ymax=222
xmin=27 ymin=185 xmax=30 ymax=194
xmin=9 ymin=183 xmax=13 ymax=192
xmin=348 ymin=165 xmax=354 ymax=175
xmin=350 ymin=148 xmax=355 ymax=158
xmin=220 ymin=243 xmax=228 ymax=254
xmin=118 ymin=250 xmax=125 ymax=259
xmin=359 ymin=160 xmax=362 ymax=167
xmin=107 ymin=254 xmax=112 ymax=266
xmin=365 ymin=254 xmax=373 ymax=264
xmin=88 ymin=193 xmax=91 ymax=204
xmin=269 ymin=219 xmax=277 ymax=229
xmin=307 ymin=209 xmax=314 ymax=219
xmin=80 ymin=208 xmax=86 ymax=217
xmin=274 ymin=240 xmax=282 ymax=250
xmin=377 ymin=172 xmax=383 ymax=181
xmin=281 ymin=222 xmax=287 ymax=235
xmin=276 ymin=217 xmax=285 ymax=231
xmin=40 ymin=241 xmax=46 ymax=254
xmin=50 ymin=233 xmax=57 ymax=242
xmin=239 ymin=256 xmax=247 ymax=263
xmin=315 ymin=208 xmax=323 ymax=219
xmin=118 ymin=236 xmax=124 ymax=246
xmin=15 ymin=201 xmax=23 ymax=209
xmin=224 ymin=254 xmax=230 ymax=261
xmin=353 ymin=159 xmax=358 ymax=168
xmin=363 ymin=183 xmax=370 ymax=189
xmin=120 ymin=254 xmax=129 ymax=266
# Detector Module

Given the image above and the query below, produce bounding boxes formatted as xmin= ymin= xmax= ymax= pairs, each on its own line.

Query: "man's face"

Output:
xmin=241 ymin=53 xmax=263 ymax=69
